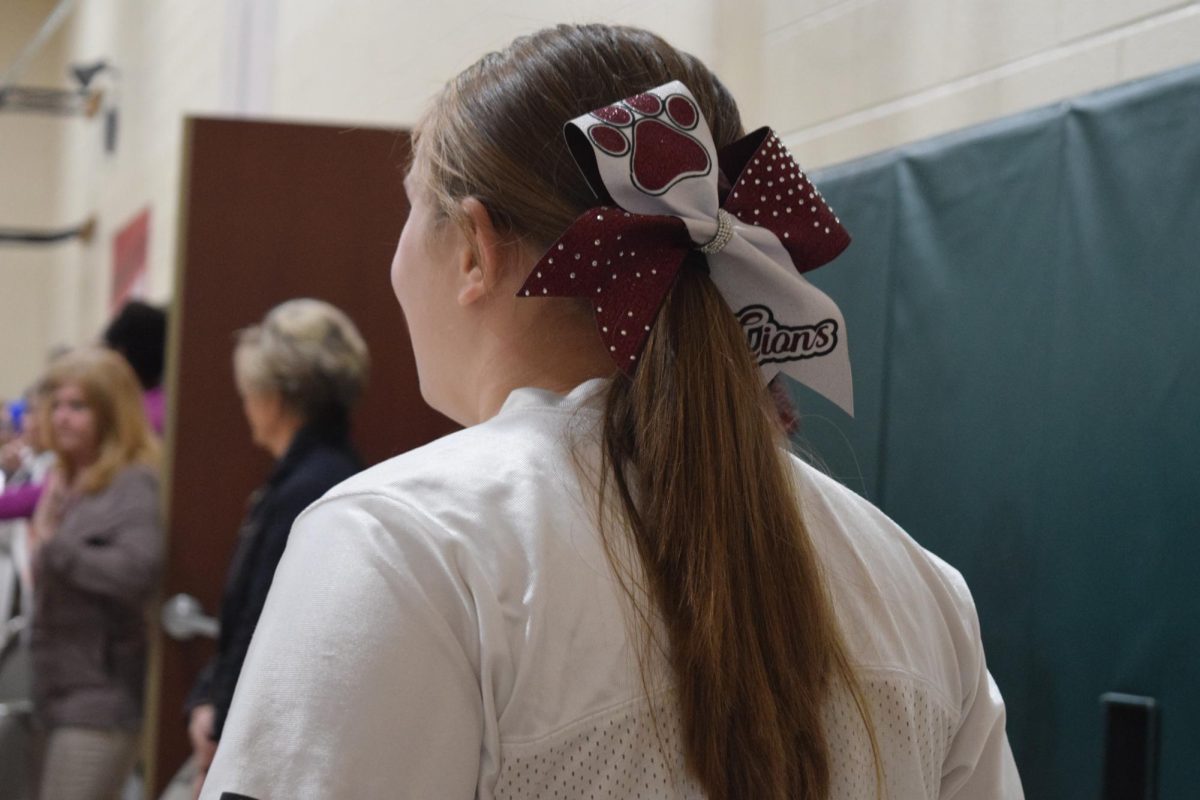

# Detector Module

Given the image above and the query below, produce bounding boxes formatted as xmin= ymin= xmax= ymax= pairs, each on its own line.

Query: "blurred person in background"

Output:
xmin=102 ymin=301 xmax=168 ymax=436
xmin=29 ymin=347 xmax=162 ymax=800
xmin=184 ymin=299 xmax=368 ymax=797
xmin=3 ymin=300 xmax=169 ymax=528
xmin=1 ymin=383 xmax=58 ymax=522
xmin=1 ymin=382 xmax=57 ymax=626
xmin=0 ymin=403 xmax=15 ymax=478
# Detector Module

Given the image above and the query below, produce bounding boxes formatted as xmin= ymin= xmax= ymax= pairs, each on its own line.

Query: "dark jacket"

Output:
xmin=32 ymin=463 xmax=163 ymax=730
xmin=188 ymin=422 xmax=360 ymax=738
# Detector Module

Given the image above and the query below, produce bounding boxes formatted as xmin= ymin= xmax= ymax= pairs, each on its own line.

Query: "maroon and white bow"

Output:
xmin=518 ymin=81 xmax=854 ymax=414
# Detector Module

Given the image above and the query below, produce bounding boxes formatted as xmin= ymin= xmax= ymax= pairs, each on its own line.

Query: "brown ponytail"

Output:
xmin=418 ymin=24 xmax=879 ymax=799
xmin=600 ymin=254 xmax=876 ymax=798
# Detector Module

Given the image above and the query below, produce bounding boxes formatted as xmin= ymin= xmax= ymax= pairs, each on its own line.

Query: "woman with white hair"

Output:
xmin=185 ymin=298 xmax=369 ymax=795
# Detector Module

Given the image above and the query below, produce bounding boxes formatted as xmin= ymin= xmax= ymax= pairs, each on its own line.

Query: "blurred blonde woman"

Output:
xmin=30 ymin=347 xmax=162 ymax=800
xmin=185 ymin=299 xmax=369 ymax=795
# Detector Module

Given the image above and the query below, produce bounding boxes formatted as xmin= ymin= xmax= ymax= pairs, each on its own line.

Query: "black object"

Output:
xmin=104 ymin=106 xmax=118 ymax=153
xmin=1100 ymin=693 xmax=1159 ymax=800
xmin=69 ymin=60 xmax=109 ymax=89
xmin=103 ymin=300 xmax=167 ymax=389
xmin=0 ymin=219 xmax=93 ymax=244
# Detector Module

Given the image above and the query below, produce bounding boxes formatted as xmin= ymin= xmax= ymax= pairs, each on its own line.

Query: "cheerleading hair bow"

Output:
xmin=518 ymin=81 xmax=854 ymax=415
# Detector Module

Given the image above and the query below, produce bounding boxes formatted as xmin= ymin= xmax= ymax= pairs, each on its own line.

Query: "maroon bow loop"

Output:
xmin=720 ymin=128 xmax=850 ymax=272
xmin=520 ymin=208 xmax=691 ymax=369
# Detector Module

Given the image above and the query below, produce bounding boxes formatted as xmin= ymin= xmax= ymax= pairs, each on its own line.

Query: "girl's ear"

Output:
xmin=456 ymin=197 xmax=504 ymax=306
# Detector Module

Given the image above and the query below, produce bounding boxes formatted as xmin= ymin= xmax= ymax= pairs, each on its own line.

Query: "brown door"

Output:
xmin=151 ymin=117 xmax=459 ymax=795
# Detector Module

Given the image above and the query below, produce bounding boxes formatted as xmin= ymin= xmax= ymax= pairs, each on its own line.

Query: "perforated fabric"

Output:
xmin=494 ymin=695 xmax=704 ymax=800
xmin=491 ymin=672 xmax=956 ymax=799
xmin=824 ymin=672 xmax=958 ymax=798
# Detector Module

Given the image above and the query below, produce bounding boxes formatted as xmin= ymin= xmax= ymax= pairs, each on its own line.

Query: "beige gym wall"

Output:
xmin=1 ymin=0 xmax=1197 ymax=399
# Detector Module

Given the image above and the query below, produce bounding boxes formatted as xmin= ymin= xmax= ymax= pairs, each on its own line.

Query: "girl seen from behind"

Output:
xmin=202 ymin=24 xmax=1022 ymax=799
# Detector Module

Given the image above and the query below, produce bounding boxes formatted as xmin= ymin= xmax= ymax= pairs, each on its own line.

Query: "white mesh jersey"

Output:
xmin=202 ymin=380 xmax=1023 ymax=799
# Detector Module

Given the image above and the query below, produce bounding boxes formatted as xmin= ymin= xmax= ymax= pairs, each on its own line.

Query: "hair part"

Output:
xmin=422 ymin=24 xmax=880 ymax=798
xmin=44 ymin=347 xmax=159 ymax=493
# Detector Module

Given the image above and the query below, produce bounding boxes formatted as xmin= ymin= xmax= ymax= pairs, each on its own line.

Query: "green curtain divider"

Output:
xmin=789 ymin=62 xmax=1200 ymax=799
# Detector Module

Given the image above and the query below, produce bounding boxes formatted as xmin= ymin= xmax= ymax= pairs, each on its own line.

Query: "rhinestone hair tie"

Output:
xmin=697 ymin=209 xmax=735 ymax=255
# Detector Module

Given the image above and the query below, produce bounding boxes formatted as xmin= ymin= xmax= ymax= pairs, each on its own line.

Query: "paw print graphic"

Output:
xmin=584 ymin=92 xmax=711 ymax=196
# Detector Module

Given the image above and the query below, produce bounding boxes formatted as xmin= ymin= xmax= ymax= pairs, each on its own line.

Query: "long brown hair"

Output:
xmin=418 ymin=24 xmax=878 ymax=799
xmin=45 ymin=346 xmax=159 ymax=493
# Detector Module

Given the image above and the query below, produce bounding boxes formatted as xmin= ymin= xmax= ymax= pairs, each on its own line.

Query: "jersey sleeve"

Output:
xmin=937 ymin=561 xmax=1025 ymax=799
xmin=199 ymin=492 xmax=484 ymax=800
